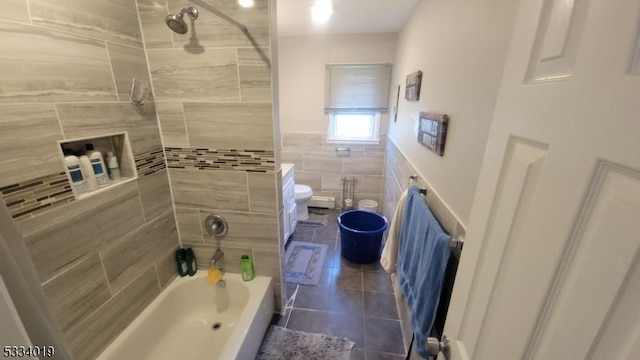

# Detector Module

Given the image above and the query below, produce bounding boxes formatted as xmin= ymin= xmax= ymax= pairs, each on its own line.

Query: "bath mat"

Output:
xmin=298 ymin=210 xmax=328 ymax=226
xmin=256 ymin=325 xmax=354 ymax=360
xmin=284 ymin=241 xmax=328 ymax=286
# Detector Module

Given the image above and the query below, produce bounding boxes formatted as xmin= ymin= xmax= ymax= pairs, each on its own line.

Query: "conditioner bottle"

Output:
xmin=79 ymin=154 xmax=99 ymax=192
xmin=86 ymin=144 xmax=109 ymax=187
xmin=64 ymin=154 xmax=88 ymax=195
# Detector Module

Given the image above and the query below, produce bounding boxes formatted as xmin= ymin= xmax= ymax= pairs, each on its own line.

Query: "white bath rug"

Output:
xmin=256 ymin=325 xmax=354 ymax=360
xmin=283 ymin=241 xmax=328 ymax=286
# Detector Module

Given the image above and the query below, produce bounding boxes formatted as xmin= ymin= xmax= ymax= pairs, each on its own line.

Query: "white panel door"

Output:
xmin=441 ymin=0 xmax=640 ymax=359
xmin=0 ymin=274 xmax=32 ymax=349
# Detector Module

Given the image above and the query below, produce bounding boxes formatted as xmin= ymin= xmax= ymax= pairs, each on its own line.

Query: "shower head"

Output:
xmin=165 ymin=7 xmax=199 ymax=34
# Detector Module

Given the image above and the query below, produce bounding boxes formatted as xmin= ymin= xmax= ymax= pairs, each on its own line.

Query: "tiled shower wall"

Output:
xmin=281 ymin=133 xmax=386 ymax=208
xmin=0 ymin=1 xmax=178 ymax=359
xmin=137 ymin=0 xmax=283 ymax=306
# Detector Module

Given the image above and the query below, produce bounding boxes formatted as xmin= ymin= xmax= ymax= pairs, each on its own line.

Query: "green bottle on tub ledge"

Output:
xmin=241 ymin=255 xmax=254 ymax=281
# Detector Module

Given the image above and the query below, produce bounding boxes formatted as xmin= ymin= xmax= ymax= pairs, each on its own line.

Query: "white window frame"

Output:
xmin=324 ymin=63 xmax=391 ymax=145
xmin=327 ymin=111 xmax=381 ymax=144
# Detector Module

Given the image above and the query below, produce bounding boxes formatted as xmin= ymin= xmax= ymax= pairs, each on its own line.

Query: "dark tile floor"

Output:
xmin=278 ymin=209 xmax=406 ymax=360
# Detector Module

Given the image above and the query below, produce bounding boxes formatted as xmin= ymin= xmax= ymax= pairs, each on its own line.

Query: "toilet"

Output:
xmin=294 ymin=184 xmax=313 ymax=221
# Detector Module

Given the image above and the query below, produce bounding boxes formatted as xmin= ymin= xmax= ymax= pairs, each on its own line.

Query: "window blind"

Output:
xmin=325 ymin=64 xmax=393 ymax=113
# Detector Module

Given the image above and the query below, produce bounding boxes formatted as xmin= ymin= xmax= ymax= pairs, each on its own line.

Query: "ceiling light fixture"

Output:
xmin=311 ymin=0 xmax=333 ymax=24
xmin=238 ymin=0 xmax=254 ymax=8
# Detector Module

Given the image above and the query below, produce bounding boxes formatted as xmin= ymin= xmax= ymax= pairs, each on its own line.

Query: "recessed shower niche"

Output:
xmin=58 ymin=132 xmax=138 ymax=199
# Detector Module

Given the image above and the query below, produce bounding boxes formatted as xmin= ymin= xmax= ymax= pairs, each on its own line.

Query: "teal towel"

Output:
xmin=398 ymin=186 xmax=451 ymax=358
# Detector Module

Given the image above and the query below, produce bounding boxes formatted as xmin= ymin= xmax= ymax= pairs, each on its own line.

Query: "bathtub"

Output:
xmin=97 ymin=272 xmax=274 ymax=360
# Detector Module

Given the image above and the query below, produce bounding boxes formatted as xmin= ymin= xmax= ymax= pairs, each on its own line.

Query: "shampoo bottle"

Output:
xmin=86 ymin=144 xmax=109 ymax=187
xmin=79 ymin=154 xmax=99 ymax=192
xmin=241 ymin=255 xmax=254 ymax=281
xmin=185 ymin=248 xmax=197 ymax=276
xmin=176 ymin=249 xmax=189 ymax=277
xmin=64 ymin=154 xmax=88 ymax=195
xmin=106 ymin=151 xmax=121 ymax=180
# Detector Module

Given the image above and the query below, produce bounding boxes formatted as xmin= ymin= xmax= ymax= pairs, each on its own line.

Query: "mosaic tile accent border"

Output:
xmin=135 ymin=148 xmax=167 ymax=176
xmin=0 ymin=172 xmax=74 ymax=221
xmin=165 ymin=147 xmax=276 ymax=173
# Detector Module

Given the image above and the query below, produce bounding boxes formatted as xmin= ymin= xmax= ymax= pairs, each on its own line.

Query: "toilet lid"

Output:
xmin=294 ymin=184 xmax=313 ymax=198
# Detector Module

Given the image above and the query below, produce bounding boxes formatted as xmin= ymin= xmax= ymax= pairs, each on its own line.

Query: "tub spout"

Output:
xmin=209 ymin=249 xmax=226 ymax=287
xmin=210 ymin=249 xmax=224 ymax=271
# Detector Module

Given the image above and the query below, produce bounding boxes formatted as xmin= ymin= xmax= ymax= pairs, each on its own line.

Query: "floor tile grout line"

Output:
xmin=372 ymin=350 xmax=408 ymax=357
xmin=283 ymin=303 xmax=293 ymax=328
xmin=364 ymin=315 xmax=402 ymax=321
xmin=291 ymin=306 xmax=330 ymax=312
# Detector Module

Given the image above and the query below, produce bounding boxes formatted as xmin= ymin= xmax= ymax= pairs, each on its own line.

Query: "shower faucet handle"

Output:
xmin=204 ymin=214 xmax=228 ymax=238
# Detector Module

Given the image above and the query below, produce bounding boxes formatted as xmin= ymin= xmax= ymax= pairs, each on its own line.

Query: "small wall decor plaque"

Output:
xmin=405 ymin=71 xmax=422 ymax=101
xmin=418 ymin=112 xmax=448 ymax=156
xmin=393 ymin=85 xmax=400 ymax=122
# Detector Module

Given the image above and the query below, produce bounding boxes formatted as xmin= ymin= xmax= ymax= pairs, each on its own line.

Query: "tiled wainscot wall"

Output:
xmin=281 ymin=133 xmax=386 ymax=208
xmin=381 ymin=137 xmax=467 ymax=353
xmin=138 ymin=0 xmax=284 ymax=308
xmin=382 ymin=138 xmax=466 ymax=238
xmin=0 ymin=1 xmax=177 ymax=359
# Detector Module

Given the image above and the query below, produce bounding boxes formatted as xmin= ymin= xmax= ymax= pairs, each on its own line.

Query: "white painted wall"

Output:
xmin=388 ymin=0 xmax=520 ymax=224
xmin=277 ymin=33 xmax=397 ymax=133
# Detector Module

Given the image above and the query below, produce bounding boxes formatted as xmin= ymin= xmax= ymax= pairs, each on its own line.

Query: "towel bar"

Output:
xmin=408 ymin=173 xmax=461 ymax=249
xmin=450 ymin=236 xmax=464 ymax=250
xmin=408 ymin=174 xmax=427 ymax=195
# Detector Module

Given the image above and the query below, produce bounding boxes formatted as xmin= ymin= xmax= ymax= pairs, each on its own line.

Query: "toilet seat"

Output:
xmin=294 ymin=184 xmax=313 ymax=200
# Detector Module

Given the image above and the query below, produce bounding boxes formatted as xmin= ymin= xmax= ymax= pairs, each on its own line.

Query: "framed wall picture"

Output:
xmin=405 ymin=71 xmax=422 ymax=101
xmin=417 ymin=111 xmax=449 ymax=156
xmin=393 ymin=85 xmax=400 ymax=122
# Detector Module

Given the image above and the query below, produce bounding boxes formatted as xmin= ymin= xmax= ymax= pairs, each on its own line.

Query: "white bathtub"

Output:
xmin=97 ymin=272 xmax=274 ymax=360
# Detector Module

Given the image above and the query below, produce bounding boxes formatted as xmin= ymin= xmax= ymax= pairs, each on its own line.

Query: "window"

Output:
xmin=325 ymin=64 xmax=392 ymax=143
xmin=328 ymin=111 xmax=380 ymax=142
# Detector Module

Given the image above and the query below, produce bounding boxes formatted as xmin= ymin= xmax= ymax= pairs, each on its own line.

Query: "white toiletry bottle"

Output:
xmin=86 ymin=144 xmax=109 ymax=187
xmin=64 ymin=155 xmax=88 ymax=195
xmin=79 ymin=154 xmax=99 ymax=192
xmin=106 ymin=151 xmax=121 ymax=180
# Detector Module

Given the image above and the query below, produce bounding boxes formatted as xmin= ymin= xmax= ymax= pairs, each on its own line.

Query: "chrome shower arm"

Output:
xmin=188 ymin=0 xmax=248 ymax=32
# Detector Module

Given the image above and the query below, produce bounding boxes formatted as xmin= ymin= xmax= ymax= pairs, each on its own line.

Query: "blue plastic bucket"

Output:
xmin=338 ymin=210 xmax=388 ymax=264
